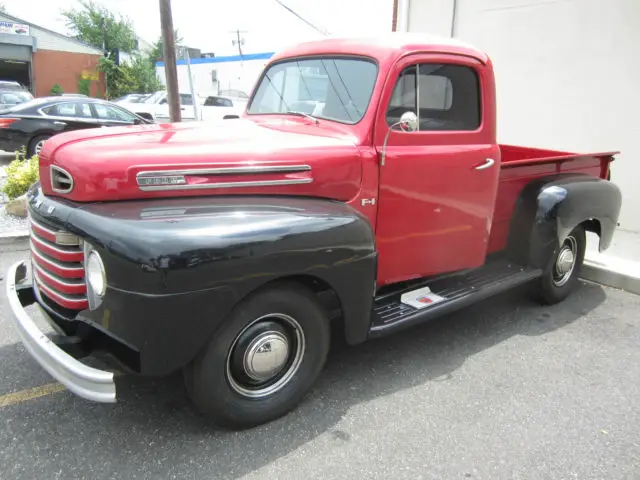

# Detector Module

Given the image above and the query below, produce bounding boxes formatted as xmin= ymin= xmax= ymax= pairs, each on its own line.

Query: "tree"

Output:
xmin=61 ymin=0 xmax=136 ymax=55
xmin=149 ymin=30 xmax=183 ymax=63
xmin=128 ymin=55 xmax=164 ymax=93
xmin=0 ymin=4 xmax=7 ymax=13
xmin=61 ymin=1 xmax=162 ymax=99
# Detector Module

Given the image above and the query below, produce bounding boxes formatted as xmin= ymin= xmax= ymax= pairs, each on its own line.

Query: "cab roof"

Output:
xmin=270 ymin=32 xmax=489 ymax=65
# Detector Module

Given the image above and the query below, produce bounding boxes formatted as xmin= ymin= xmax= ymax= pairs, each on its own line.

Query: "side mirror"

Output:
xmin=380 ymin=111 xmax=418 ymax=166
xmin=397 ymin=111 xmax=418 ymax=132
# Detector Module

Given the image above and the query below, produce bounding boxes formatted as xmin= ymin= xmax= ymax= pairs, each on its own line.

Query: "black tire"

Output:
xmin=28 ymin=134 xmax=51 ymax=157
xmin=533 ymin=224 xmax=586 ymax=305
xmin=185 ymin=282 xmax=331 ymax=429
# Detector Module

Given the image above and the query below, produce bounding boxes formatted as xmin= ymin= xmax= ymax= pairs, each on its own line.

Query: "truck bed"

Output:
xmin=487 ymin=144 xmax=618 ymax=254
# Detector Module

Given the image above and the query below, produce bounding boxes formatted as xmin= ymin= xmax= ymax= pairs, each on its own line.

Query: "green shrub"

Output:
xmin=2 ymin=150 xmax=40 ymax=200
xmin=50 ymin=83 xmax=63 ymax=96
xmin=78 ymin=77 xmax=91 ymax=96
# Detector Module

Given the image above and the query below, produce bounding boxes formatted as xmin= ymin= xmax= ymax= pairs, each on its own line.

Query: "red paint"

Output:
xmin=31 ymin=247 xmax=84 ymax=279
xmin=34 ymin=276 xmax=88 ymax=310
xmin=39 ymin=119 xmax=363 ymax=204
xmin=30 ymin=221 xmax=57 ymax=243
xmin=30 ymin=235 xmax=84 ymax=263
xmin=38 ymin=35 xmax=618 ymax=288
xmin=486 ymin=146 xmax=616 ymax=254
xmin=34 ymin=265 xmax=87 ymax=295
xmin=372 ymin=52 xmax=500 ymax=284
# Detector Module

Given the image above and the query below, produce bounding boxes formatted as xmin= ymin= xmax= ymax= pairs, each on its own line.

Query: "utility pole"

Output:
xmin=159 ymin=0 xmax=181 ymax=122
xmin=230 ymin=29 xmax=247 ymax=58
xmin=100 ymin=16 xmax=108 ymax=98
xmin=180 ymin=46 xmax=200 ymax=120
xmin=230 ymin=29 xmax=247 ymax=94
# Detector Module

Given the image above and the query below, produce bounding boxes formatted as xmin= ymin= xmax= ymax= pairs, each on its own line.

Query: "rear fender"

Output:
xmin=506 ymin=173 xmax=622 ymax=269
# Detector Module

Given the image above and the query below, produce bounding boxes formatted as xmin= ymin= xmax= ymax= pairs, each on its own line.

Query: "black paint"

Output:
xmin=0 ymin=98 xmax=152 ymax=153
xmin=506 ymin=173 xmax=622 ymax=269
xmin=23 ymin=170 xmax=621 ymax=376
xmin=26 ymin=185 xmax=377 ymax=375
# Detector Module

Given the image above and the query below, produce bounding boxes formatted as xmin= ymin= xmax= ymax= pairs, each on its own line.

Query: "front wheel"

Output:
xmin=533 ymin=224 xmax=586 ymax=305
xmin=184 ymin=283 xmax=331 ymax=429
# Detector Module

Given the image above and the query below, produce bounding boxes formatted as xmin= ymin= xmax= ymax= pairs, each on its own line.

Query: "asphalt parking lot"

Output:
xmin=1 ymin=244 xmax=639 ymax=480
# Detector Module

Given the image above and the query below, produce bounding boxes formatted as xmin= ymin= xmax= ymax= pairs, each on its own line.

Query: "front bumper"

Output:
xmin=5 ymin=260 xmax=116 ymax=403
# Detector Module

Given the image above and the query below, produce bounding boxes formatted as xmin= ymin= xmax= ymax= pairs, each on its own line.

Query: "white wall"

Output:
xmin=404 ymin=0 xmax=640 ymax=233
xmin=156 ymin=57 xmax=272 ymax=98
xmin=406 ymin=0 xmax=455 ymax=36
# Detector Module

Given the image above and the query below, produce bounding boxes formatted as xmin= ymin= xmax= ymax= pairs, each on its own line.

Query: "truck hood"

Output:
xmin=38 ymin=118 xmax=364 ymax=203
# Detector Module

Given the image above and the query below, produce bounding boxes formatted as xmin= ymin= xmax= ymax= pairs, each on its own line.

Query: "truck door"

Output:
xmin=374 ymin=53 xmax=500 ymax=286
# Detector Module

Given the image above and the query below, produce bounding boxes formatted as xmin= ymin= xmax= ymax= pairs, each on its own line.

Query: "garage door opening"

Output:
xmin=0 ymin=59 xmax=31 ymax=90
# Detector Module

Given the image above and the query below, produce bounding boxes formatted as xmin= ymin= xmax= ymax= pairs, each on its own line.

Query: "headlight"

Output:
xmin=87 ymin=251 xmax=106 ymax=296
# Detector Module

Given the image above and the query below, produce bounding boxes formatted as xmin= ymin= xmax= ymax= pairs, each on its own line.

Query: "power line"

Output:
xmin=272 ymin=0 xmax=330 ymax=36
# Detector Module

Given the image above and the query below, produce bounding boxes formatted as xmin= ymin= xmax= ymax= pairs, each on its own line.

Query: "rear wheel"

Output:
xmin=533 ymin=224 xmax=586 ymax=304
xmin=28 ymin=134 xmax=51 ymax=157
xmin=184 ymin=283 xmax=331 ymax=429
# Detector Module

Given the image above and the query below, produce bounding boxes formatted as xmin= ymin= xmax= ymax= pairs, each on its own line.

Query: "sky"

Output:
xmin=2 ymin=0 xmax=395 ymax=55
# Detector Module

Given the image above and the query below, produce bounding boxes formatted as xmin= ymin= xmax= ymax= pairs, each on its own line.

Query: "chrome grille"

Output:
xmin=29 ymin=214 xmax=88 ymax=310
xmin=50 ymin=165 xmax=74 ymax=194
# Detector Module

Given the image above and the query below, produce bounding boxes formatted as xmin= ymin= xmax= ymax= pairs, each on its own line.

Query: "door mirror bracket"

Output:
xmin=381 ymin=111 xmax=418 ymax=166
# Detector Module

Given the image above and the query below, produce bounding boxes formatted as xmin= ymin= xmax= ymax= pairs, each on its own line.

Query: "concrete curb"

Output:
xmin=581 ymin=259 xmax=640 ymax=296
xmin=0 ymin=231 xmax=29 ymax=251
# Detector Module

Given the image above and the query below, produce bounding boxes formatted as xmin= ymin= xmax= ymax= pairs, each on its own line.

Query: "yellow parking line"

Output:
xmin=0 ymin=382 xmax=67 ymax=407
xmin=0 ymin=371 xmax=124 ymax=408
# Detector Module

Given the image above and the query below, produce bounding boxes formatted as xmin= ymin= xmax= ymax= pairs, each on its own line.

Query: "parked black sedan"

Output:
xmin=0 ymin=96 xmax=153 ymax=156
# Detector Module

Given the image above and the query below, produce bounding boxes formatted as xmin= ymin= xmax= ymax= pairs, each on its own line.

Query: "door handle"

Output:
xmin=475 ymin=158 xmax=495 ymax=170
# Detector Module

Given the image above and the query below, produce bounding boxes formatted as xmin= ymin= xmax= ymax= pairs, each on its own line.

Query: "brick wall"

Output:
xmin=32 ymin=49 xmax=105 ymax=97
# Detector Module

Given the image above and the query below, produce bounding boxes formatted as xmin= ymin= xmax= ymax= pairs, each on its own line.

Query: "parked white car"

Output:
xmin=115 ymin=91 xmax=244 ymax=123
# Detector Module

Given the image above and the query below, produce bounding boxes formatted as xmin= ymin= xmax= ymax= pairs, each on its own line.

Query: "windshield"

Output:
xmin=247 ymin=56 xmax=378 ymax=124
xmin=0 ymin=91 xmax=33 ymax=105
xmin=143 ymin=91 xmax=165 ymax=104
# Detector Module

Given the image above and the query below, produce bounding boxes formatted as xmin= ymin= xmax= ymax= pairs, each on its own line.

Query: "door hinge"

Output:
xmin=361 ymin=198 xmax=376 ymax=207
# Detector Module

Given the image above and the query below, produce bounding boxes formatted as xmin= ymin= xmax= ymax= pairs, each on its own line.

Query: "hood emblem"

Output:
xmin=135 ymin=165 xmax=313 ymax=192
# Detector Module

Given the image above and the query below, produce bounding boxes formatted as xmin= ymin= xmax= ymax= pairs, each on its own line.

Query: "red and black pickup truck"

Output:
xmin=6 ymin=33 xmax=621 ymax=429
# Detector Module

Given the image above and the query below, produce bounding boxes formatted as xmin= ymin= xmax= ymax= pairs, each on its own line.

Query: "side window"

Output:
xmin=386 ymin=63 xmax=481 ymax=131
xmin=42 ymin=102 xmax=92 ymax=118
xmin=93 ymin=103 xmax=137 ymax=122
xmin=179 ymin=94 xmax=194 ymax=106
xmin=387 ymin=66 xmax=417 ymax=123
xmin=204 ymin=96 xmax=232 ymax=107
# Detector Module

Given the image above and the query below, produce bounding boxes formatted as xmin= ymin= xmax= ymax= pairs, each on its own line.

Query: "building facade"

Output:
xmin=393 ymin=0 xmax=640 ymax=235
xmin=0 ymin=12 xmax=105 ymax=97
xmin=156 ymin=52 xmax=274 ymax=100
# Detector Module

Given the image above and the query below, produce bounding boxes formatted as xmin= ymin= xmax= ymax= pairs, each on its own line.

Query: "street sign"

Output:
xmin=81 ymin=71 xmax=100 ymax=81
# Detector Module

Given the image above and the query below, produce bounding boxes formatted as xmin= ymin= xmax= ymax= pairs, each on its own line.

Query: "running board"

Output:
xmin=369 ymin=259 xmax=542 ymax=337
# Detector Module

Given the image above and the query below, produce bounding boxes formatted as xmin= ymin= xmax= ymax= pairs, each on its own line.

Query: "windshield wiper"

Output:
xmin=285 ymin=110 xmax=319 ymax=126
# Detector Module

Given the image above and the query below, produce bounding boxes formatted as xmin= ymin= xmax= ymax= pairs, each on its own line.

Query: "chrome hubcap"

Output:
xmin=35 ymin=140 xmax=45 ymax=155
xmin=553 ymin=235 xmax=578 ymax=287
xmin=226 ymin=313 xmax=305 ymax=398
xmin=556 ymin=249 xmax=575 ymax=275
xmin=243 ymin=332 xmax=289 ymax=381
